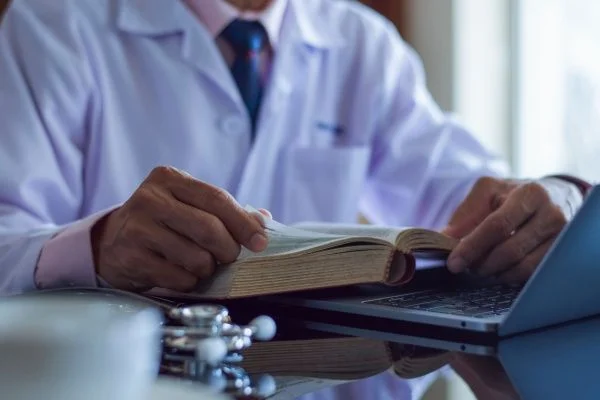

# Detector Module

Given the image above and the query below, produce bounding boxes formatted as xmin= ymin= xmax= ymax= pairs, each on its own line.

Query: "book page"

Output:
xmin=238 ymin=208 xmax=349 ymax=260
xmin=293 ymin=222 xmax=407 ymax=246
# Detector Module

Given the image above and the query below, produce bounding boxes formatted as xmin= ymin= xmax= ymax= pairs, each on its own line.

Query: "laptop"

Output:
xmin=264 ymin=185 xmax=600 ymax=338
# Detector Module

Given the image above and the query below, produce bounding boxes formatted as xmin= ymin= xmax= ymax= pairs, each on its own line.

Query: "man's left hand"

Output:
xmin=443 ymin=177 xmax=583 ymax=283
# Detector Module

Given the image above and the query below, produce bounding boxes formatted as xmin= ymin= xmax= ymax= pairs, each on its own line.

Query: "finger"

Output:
xmin=474 ymin=205 xmax=565 ymax=277
xmin=443 ymin=204 xmax=490 ymax=239
xmin=122 ymin=248 xmax=199 ymax=292
xmin=447 ymin=184 xmax=546 ymax=273
xmin=182 ymin=249 xmax=216 ymax=279
xmin=258 ymin=208 xmax=272 ymax=219
xmin=146 ymin=252 xmax=200 ymax=292
xmin=443 ymin=178 xmax=506 ymax=239
xmin=496 ymin=238 xmax=555 ymax=284
xmin=159 ymin=204 xmax=242 ymax=264
xmin=176 ymin=180 xmax=267 ymax=250
xmin=140 ymin=221 xmax=217 ymax=279
xmin=125 ymin=192 xmax=241 ymax=264
xmin=148 ymin=167 xmax=268 ymax=252
xmin=443 ymin=197 xmax=490 ymax=239
xmin=250 ymin=211 xmax=268 ymax=227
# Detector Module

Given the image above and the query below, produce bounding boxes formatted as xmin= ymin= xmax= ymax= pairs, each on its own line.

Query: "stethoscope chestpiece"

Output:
xmin=168 ymin=304 xmax=230 ymax=335
xmin=161 ymin=304 xmax=277 ymax=399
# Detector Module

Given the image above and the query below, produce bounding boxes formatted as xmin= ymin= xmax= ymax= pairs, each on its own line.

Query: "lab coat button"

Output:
xmin=221 ymin=116 xmax=246 ymax=135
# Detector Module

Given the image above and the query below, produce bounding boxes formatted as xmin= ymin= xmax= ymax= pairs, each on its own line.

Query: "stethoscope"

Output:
xmin=162 ymin=303 xmax=277 ymax=398
xmin=31 ymin=288 xmax=278 ymax=399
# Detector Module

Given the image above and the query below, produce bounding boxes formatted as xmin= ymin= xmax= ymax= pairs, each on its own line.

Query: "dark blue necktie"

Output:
xmin=220 ymin=20 xmax=268 ymax=136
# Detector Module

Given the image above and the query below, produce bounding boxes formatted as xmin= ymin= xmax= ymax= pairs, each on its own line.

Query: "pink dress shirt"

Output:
xmin=184 ymin=0 xmax=287 ymax=48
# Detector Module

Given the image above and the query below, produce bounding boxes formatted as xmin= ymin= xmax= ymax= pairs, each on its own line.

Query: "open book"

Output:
xmin=152 ymin=211 xmax=458 ymax=299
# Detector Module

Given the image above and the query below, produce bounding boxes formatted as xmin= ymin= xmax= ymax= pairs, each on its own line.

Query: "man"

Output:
xmin=0 ymin=0 xmax=587 ymax=398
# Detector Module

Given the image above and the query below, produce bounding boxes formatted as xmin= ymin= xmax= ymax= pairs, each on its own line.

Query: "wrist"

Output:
xmin=90 ymin=210 xmax=117 ymax=273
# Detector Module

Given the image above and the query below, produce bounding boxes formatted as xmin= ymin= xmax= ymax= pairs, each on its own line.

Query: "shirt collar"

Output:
xmin=115 ymin=0 xmax=346 ymax=50
xmin=183 ymin=0 xmax=288 ymax=49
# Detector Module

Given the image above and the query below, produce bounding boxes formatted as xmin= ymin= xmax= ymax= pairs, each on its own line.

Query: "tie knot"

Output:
xmin=220 ymin=19 xmax=268 ymax=54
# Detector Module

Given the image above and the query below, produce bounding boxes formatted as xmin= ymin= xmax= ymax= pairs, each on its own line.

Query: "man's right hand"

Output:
xmin=90 ymin=166 xmax=269 ymax=292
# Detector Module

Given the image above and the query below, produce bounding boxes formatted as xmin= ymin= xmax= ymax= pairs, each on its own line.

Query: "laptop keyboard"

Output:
xmin=363 ymin=284 xmax=522 ymax=318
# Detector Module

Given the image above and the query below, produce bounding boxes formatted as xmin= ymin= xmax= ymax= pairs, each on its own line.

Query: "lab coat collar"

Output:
xmin=116 ymin=0 xmax=242 ymax=112
xmin=287 ymin=0 xmax=346 ymax=49
xmin=116 ymin=0 xmax=192 ymax=36
xmin=116 ymin=0 xmax=346 ymax=49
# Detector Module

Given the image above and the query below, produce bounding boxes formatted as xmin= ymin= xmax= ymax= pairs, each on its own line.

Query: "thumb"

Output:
xmin=249 ymin=208 xmax=273 ymax=228
xmin=258 ymin=208 xmax=273 ymax=219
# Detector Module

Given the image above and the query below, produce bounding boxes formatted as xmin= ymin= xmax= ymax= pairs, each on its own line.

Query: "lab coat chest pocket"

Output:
xmin=280 ymin=146 xmax=371 ymax=223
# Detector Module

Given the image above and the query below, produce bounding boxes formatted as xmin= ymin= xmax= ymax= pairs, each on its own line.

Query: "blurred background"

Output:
xmin=363 ymin=0 xmax=600 ymax=184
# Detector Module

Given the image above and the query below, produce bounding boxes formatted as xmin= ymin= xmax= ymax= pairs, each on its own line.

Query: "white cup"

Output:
xmin=0 ymin=296 xmax=162 ymax=400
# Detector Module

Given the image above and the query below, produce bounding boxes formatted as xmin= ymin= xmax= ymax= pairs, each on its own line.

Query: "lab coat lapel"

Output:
xmin=234 ymin=0 xmax=346 ymax=209
xmin=234 ymin=44 xmax=297 ymax=208
xmin=115 ymin=0 xmax=241 ymax=106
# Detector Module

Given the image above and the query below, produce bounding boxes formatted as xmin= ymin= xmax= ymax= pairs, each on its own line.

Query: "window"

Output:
xmin=514 ymin=0 xmax=600 ymax=182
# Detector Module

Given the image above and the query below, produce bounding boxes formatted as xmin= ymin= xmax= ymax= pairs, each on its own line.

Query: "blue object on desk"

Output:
xmin=500 ymin=315 xmax=600 ymax=400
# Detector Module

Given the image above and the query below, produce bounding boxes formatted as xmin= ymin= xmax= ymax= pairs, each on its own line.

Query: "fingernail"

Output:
xmin=447 ymin=255 xmax=467 ymax=273
xmin=258 ymin=208 xmax=273 ymax=219
xmin=249 ymin=232 xmax=269 ymax=252
xmin=250 ymin=211 xmax=267 ymax=227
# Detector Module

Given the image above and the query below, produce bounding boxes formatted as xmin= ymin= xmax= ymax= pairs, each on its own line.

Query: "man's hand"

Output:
xmin=91 ymin=166 xmax=269 ymax=292
xmin=443 ymin=177 xmax=582 ymax=283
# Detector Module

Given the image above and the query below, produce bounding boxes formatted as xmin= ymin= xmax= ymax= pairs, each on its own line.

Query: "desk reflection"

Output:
xmin=262 ymin=305 xmax=600 ymax=400
xmin=239 ymin=333 xmax=450 ymax=399
xmin=21 ymin=288 xmax=600 ymax=400
xmin=160 ymin=319 xmax=452 ymax=399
